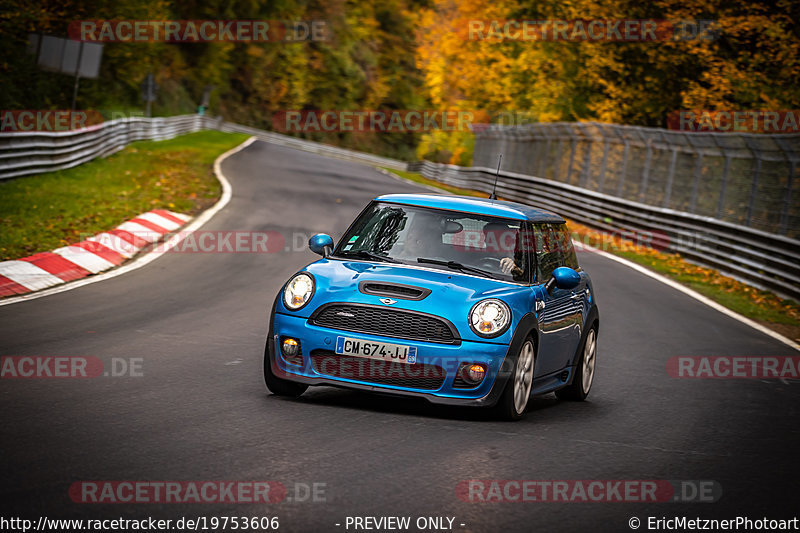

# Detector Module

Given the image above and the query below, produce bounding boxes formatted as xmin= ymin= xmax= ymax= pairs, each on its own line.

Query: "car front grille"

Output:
xmin=309 ymin=350 xmax=446 ymax=391
xmin=309 ymin=304 xmax=458 ymax=344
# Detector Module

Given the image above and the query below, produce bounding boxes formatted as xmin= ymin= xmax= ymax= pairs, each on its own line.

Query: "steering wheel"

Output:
xmin=477 ymin=257 xmax=503 ymax=270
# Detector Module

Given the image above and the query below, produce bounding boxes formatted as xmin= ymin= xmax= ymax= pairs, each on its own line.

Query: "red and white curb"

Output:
xmin=0 ymin=210 xmax=191 ymax=297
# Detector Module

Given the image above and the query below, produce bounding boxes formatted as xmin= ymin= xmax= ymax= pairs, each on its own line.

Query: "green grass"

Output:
xmin=615 ymin=251 xmax=798 ymax=325
xmin=0 ymin=131 xmax=248 ymax=261
xmin=381 ymin=166 xmax=800 ymax=338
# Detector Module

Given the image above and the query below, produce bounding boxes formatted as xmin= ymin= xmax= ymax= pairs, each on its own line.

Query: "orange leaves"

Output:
xmin=414 ymin=0 xmax=799 ymax=163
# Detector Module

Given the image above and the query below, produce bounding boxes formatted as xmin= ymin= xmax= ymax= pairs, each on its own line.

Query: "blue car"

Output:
xmin=264 ymin=194 xmax=599 ymax=420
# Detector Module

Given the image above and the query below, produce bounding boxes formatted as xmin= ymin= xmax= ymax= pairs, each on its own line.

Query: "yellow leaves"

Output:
xmin=450 ymin=146 xmax=467 ymax=165
xmin=414 ymin=0 xmax=799 ymax=164
xmin=246 ymin=45 xmax=265 ymax=59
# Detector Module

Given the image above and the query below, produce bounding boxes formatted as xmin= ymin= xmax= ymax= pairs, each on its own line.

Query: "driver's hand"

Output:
xmin=499 ymin=257 xmax=516 ymax=274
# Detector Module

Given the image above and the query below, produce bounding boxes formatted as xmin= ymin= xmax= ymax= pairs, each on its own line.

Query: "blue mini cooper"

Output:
xmin=264 ymin=194 xmax=599 ymax=420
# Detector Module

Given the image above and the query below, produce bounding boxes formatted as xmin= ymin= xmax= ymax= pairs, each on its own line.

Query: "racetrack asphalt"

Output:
xmin=1 ymin=140 xmax=798 ymax=532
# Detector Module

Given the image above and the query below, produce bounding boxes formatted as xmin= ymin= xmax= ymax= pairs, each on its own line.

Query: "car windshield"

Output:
xmin=333 ymin=202 xmax=531 ymax=282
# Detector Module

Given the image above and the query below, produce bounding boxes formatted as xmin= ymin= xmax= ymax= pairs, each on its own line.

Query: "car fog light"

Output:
xmin=282 ymin=338 xmax=299 ymax=356
xmin=467 ymin=363 xmax=487 ymax=383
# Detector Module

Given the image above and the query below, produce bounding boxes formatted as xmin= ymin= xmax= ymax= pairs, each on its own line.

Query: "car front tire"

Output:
xmin=556 ymin=323 xmax=597 ymax=401
xmin=493 ymin=338 xmax=535 ymax=421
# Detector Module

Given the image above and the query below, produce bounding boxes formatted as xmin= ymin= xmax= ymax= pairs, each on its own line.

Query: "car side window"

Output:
xmin=556 ymin=224 xmax=579 ymax=270
xmin=533 ymin=223 xmax=561 ymax=282
xmin=532 ymin=223 xmax=578 ymax=282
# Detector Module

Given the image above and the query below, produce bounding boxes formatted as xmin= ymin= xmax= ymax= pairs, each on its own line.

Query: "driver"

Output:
xmin=482 ymin=222 xmax=524 ymax=277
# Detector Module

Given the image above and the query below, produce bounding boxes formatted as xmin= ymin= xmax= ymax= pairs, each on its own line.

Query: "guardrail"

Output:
xmin=1 ymin=114 xmax=797 ymax=300
xmin=0 ymin=115 xmax=208 ymax=180
xmin=408 ymin=160 xmax=800 ymax=301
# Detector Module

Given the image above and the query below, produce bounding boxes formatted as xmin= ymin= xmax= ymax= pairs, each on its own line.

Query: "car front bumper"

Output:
xmin=270 ymin=311 xmax=513 ymax=406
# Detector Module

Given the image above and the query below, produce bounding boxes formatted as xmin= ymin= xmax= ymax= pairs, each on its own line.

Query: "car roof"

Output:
xmin=374 ymin=193 xmax=566 ymax=223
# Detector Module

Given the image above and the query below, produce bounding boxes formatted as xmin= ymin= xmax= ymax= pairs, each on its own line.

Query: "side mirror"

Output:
xmin=545 ymin=266 xmax=581 ymax=293
xmin=309 ymin=233 xmax=334 ymax=257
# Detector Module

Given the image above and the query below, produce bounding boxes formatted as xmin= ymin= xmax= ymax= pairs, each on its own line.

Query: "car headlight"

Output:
xmin=283 ymin=273 xmax=315 ymax=310
xmin=469 ymin=299 xmax=511 ymax=337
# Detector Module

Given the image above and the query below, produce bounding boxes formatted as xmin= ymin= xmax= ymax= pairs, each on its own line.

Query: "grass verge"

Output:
xmin=0 ymin=131 xmax=249 ymax=261
xmin=381 ymin=166 xmax=800 ymax=344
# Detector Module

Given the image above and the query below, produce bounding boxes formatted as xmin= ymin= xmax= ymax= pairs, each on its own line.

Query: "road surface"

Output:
xmin=1 ymin=140 xmax=798 ymax=532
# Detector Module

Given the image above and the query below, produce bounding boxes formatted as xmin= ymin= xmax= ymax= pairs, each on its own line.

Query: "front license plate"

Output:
xmin=335 ymin=336 xmax=417 ymax=364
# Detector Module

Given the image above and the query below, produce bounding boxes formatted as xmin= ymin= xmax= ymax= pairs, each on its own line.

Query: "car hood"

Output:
xmin=287 ymin=258 xmax=535 ymax=343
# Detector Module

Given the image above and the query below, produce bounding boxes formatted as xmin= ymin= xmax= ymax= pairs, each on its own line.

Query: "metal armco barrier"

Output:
xmin=0 ymin=115 xmax=208 ymax=179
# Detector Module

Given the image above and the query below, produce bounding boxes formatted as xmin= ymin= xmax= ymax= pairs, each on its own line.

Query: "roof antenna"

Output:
xmin=489 ymin=154 xmax=502 ymax=200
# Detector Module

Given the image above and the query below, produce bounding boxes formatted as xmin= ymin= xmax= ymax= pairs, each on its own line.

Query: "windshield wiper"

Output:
xmin=417 ymin=258 xmax=500 ymax=280
xmin=338 ymin=250 xmax=400 ymax=263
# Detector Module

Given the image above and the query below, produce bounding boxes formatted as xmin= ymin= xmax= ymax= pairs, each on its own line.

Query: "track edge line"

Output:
xmin=0 ymin=136 xmax=258 ymax=307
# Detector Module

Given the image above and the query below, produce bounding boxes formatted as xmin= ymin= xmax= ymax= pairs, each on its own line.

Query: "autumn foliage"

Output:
xmin=1 ymin=0 xmax=798 ymax=163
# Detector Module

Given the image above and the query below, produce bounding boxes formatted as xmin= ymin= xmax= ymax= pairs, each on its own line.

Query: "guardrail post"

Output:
xmin=690 ymin=152 xmax=703 ymax=213
xmin=473 ymin=132 xmax=485 ymax=167
xmin=598 ymin=140 xmax=610 ymax=193
xmin=638 ymin=139 xmax=653 ymax=202
xmin=539 ymin=138 xmax=551 ymax=178
xmin=580 ymin=136 xmax=592 ymax=189
xmin=530 ymin=134 xmax=543 ymax=176
xmin=716 ymin=154 xmax=732 ymax=219
xmin=746 ymin=157 xmax=761 ymax=227
xmin=566 ymin=136 xmax=577 ymax=184
xmin=553 ymin=139 xmax=564 ymax=182
xmin=511 ymin=131 xmax=524 ymax=173
xmin=663 ymin=147 xmax=678 ymax=208
xmin=523 ymin=132 xmax=537 ymax=175
xmin=616 ymin=140 xmax=630 ymax=197
xmin=779 ymin=162 xmax=795 ymax=235
xmin=773 ymin=137 xmax=797 ymax=237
